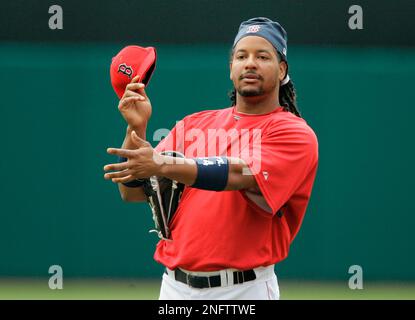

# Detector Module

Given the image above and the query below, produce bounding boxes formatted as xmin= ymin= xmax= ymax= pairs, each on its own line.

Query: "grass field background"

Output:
xmin=1 ymin=279 xmax=414 ymax=300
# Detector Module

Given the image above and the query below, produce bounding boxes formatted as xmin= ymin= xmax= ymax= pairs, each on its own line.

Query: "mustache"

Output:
xmin=239 ymin=72 xmax=263 ymax=80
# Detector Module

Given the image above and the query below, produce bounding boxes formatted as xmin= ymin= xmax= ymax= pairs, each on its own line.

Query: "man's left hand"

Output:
xmin=104 ymin=131 xmax=163 ymax=183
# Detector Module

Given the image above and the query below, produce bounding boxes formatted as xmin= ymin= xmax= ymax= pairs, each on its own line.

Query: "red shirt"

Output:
xmin=154 ymin=106 xmax=318 ymax=271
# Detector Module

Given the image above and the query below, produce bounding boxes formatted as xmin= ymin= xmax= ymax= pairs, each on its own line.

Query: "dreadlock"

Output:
xmin=279 ymin=80 xmax=301 ymax=117
xmin=228 ymin=50 xmax=301 ymax=118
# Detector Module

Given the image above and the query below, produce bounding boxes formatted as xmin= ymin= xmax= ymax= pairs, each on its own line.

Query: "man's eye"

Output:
xmin=236 ymin=55 xmax=245 ymax=60
xmin=259 ymin=56 xmax=269 ymax=60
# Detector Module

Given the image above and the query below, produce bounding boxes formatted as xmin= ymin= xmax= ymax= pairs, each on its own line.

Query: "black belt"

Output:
xmin=166 ymin=268 xmax=256 ymax=289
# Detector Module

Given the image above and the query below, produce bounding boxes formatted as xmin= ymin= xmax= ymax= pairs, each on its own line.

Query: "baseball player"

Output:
xmin=104 ymin=17 xmax=318 ymax=300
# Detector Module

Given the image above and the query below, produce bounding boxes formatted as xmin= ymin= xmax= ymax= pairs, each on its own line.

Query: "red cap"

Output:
xmin=110 ymin=45 xmax=157 ymax=99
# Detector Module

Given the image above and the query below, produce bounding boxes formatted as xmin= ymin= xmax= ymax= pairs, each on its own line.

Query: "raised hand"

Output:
xmin=118 ymin=76 xmax=152 ymax=129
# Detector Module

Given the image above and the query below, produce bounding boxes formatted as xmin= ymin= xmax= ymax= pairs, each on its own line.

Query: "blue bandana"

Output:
xmin=233 ymin=17 xmax=288 ymax=61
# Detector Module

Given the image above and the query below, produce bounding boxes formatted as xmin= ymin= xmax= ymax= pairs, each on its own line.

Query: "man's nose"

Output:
xmin=244 ymin=55 xmax=258 ymax=69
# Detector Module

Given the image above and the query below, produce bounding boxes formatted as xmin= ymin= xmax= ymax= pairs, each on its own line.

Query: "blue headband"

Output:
xmin=233 ymin=17 xmax=288 ymax=61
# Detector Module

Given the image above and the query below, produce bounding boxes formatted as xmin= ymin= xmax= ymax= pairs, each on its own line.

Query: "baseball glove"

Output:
xmin=141 ymin=151 xmax=185 ymax=240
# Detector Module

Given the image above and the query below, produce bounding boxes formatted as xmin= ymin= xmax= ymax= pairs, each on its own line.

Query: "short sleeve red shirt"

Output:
xmin=154 ymin=106 xmax=318 ymax=271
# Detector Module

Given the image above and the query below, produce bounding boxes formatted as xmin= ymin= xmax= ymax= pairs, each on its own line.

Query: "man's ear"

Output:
xmin=279 ymin=61 xmax=288 ymax=81
xmin=229 ymin=62 xmax=233 ymax=81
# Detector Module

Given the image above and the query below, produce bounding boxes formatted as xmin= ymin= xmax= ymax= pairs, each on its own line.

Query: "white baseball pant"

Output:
xmin=159 ymin=264 xmax=279 ymax=300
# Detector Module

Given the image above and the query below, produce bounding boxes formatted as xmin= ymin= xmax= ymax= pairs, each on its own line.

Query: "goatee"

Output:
xmin=237 ymin=88 xmax=264 ymax=97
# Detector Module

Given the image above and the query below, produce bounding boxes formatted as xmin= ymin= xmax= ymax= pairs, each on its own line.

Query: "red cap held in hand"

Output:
xmin=110 ymin=45 xmax=157 ymax=98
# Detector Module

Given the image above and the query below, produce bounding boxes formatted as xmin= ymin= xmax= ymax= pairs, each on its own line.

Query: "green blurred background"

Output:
xmin=1 ymin=0 xmax=414 ymax=299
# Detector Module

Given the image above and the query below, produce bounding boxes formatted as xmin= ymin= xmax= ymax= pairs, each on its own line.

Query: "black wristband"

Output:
xmin=117 ymin=156 xmax=145 ymax=188
xmin=191 ymin=157 xmax=229 ymax=191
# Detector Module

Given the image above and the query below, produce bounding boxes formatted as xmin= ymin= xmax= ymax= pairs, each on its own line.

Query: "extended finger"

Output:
xmin=103 ymin=162 xmax=129 ymax=172
xmin=107 ymin=148 xmax=136 ymax=158
xmin=112 ymin=175 xmax=136 ymax=183
xmin=105 ymin=169 xmax=133 ymax=180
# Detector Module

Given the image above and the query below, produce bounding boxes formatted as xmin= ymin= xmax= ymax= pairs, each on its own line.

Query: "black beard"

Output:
xmin=237 ymin=87 xmax=264 ymax=97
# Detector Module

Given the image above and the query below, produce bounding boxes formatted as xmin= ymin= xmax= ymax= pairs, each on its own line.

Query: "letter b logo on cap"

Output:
xmin=110 ymin=45 xmax=157 ymax=99
xmin=117 ymin=63 xmax=134 ymax=79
